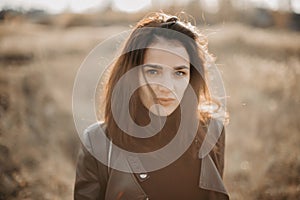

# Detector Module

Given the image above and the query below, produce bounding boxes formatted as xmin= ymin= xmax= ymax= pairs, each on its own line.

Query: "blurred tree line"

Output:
xmin=0 ymin=0 xmax=299 ymax=29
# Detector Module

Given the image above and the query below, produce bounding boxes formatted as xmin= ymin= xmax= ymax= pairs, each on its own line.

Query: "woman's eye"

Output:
xmin=175 ymin=71 xmax=186 ymax=76
xmin=146 ymin=69 xmax=158 ymax=75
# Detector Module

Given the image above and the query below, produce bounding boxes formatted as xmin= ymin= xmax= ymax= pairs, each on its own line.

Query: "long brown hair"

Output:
xmin=101 ymin=12 xmax=216 ymax=152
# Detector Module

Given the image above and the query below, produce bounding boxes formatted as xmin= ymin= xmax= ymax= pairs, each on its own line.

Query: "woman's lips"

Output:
xmin=155 ymin=98 xmax=175 ymax=106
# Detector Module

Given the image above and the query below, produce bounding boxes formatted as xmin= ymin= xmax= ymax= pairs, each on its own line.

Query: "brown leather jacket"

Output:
xmin=74 ymin=121 xmax=229 ymax=200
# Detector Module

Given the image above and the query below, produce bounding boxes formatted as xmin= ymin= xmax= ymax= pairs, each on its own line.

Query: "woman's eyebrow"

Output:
xmin=142 ymin=64 xmax=163 ymax=69
xmin=143 ymin=64 xmax=189 ymax=70
xmin=174 ymin=65 xmax=189 ymax=70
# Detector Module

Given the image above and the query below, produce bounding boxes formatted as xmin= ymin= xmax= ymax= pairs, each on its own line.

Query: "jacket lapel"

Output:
xmin=199 ymin=155 xmax=228 ymax=195
xmin=198 ymin=119 xmax=229 ymax=198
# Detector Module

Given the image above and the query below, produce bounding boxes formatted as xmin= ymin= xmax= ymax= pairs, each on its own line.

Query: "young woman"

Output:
xmin=74 ymin=12 xmax=229 ymax=200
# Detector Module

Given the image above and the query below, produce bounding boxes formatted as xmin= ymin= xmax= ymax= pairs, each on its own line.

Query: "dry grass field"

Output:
xmin=0 ymin=17 xmax=299 ymax=199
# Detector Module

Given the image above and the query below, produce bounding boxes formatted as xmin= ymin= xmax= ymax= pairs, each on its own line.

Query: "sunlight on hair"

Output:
xmin=198 ymin=101 xmax=220 ymax=114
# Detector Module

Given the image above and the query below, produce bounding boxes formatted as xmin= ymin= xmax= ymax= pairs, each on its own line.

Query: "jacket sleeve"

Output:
xmin=74 ymin=144 xmax=106 ymax=200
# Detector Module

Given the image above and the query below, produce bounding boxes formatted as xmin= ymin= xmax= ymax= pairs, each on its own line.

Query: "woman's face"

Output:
xmin=138 ymin=38 xmax=190 ymax=116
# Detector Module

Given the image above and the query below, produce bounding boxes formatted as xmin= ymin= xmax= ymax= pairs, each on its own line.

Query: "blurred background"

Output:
xmin=0 ymin=0 xmax=299 ymax=199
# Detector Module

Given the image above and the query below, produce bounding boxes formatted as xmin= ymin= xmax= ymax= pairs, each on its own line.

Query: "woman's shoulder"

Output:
xmin=202 ymin=117 xmax=224 ymax=133
xmin=84 ymin=121 xmax=107 ymax=135
xmin=81 ymin=121 xmax=108 ymax=155
xmin=210 ymin=117 xmax=224 ymax=132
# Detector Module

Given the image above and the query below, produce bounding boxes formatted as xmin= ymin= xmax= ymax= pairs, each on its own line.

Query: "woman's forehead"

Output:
xmin=147 ymin=37 xmax=185 ymax=50
xmin=144 ymin=40 xmax=190 ymax=68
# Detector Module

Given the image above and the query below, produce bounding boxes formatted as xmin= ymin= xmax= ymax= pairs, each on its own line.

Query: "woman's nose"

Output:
xmin=157 ymin=75 xmax=174 ymax=94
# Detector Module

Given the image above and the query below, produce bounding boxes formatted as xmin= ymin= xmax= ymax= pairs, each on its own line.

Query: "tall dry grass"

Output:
xmin=208 ymin=23 xmax=300 ymax=199
xmin=0 ymin=19 xmax=299 ymax=199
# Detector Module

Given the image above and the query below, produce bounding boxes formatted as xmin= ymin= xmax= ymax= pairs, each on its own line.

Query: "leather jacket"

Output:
xmin=74 ymin=120 xmax=229 ymax=200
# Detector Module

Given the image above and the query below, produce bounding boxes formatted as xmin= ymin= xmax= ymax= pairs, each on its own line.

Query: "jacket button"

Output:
xmin=139 ymin=173 xmax=148 ymax=179
xmin=145 ymin=197 xmax=149 ymax=200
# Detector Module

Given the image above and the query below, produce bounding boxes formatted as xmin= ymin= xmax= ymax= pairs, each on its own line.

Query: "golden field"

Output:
xmin=0 ymin=14 xmax=299 ymax=199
